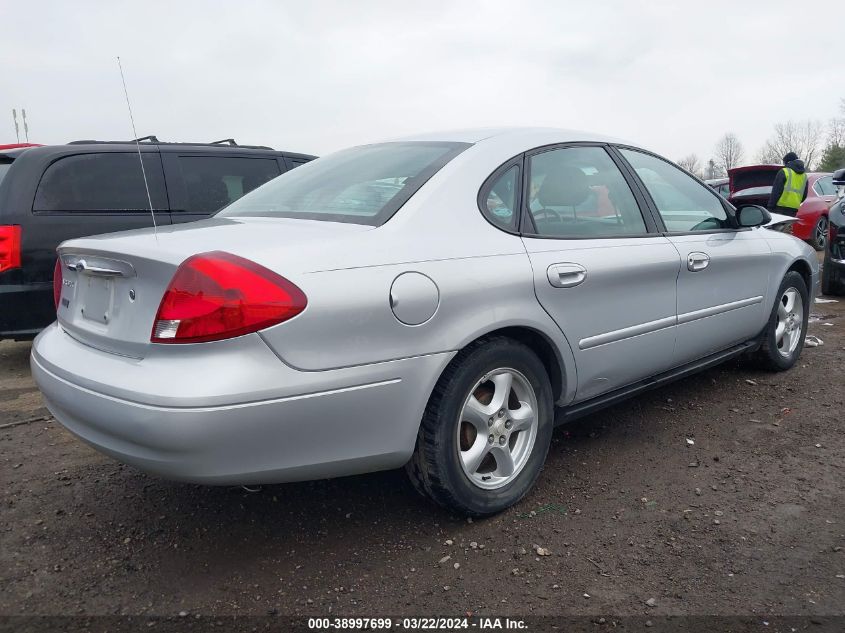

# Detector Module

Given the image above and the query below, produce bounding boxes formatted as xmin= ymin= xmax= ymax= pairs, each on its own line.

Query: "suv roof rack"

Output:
xmin=67 ymin=137 xmax=274 ymax=150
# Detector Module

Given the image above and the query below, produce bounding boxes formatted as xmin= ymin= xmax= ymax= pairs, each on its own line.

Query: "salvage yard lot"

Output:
xmin=2 ymin=297 xmax=844 ymax=620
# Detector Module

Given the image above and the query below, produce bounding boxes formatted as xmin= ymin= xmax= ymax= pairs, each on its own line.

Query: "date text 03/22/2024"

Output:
xmin=307 ymin=617 xmax=528 ymax=630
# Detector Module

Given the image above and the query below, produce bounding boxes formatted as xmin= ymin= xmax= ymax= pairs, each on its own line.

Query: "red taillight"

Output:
xmin=53 ymin=258 xmax=63 ymax=309
xmin=0 ymin=225 xmax=21 ymax=273
xmin=151 ymin=251 xmax=307 ymax=344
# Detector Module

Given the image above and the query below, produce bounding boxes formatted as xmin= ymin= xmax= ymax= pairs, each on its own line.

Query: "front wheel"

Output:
xmin=808 ymin=215 xmax=828 ymax=251
xmin=406 ymin=337 xmax=553 ymax=516
xmin=755 ymin=271 xmax=809 ymax=371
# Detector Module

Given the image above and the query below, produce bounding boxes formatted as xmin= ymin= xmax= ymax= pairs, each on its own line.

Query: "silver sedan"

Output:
xmin=32 ymin=128 xmax=818 ymax=515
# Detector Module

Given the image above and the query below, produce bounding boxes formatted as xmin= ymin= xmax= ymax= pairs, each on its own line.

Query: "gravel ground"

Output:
xmin=1 ymin=290 xmax=844 ymax=627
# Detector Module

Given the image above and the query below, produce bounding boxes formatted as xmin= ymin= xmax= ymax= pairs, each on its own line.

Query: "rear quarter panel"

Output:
xmin=258 ymin=135 xmax=581 ymax=403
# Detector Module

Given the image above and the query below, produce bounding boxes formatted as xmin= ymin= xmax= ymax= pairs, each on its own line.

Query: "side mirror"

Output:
xmin=736 ymin=204 xmax=772 ymax=228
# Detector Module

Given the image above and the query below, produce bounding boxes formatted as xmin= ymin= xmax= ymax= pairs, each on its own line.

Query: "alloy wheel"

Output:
xmin=815 ymin=216 xmax=828 ymax=249
xmin=775 ymin=287 xmax=804 ymax=358
xmin=456 ymin=368 xmax=538 ymax=490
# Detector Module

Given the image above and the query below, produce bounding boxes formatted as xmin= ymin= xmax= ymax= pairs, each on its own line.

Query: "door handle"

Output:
xmin=687 ymin=252 xmax=710 ymax=272
xmin=547 ymin=263 xmax=587 ymax=288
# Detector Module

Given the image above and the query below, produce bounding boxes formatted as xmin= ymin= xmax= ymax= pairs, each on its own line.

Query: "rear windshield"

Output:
xmin=219 ymin=141 xmax=469 ymax=225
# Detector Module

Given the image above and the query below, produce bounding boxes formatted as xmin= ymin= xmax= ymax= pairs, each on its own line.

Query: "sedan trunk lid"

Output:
xmin=55 ymin=217 xmax=373 ymax=358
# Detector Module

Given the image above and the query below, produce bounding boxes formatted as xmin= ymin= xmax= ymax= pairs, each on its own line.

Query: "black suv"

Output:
xmin=0 ymin=138 xmax=315 ymax=340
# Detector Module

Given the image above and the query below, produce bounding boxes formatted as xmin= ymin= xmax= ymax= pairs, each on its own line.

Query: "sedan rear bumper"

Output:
xmin=32 ymin=324 xmax=453 ymax=484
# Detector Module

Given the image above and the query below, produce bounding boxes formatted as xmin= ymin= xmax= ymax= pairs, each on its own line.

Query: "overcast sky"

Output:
xmin=2 ymin=0 xmax=841 ymax=164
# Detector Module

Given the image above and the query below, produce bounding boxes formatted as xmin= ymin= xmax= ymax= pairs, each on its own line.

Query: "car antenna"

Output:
xmin=116 ymin=56 xmax=157 ymax=241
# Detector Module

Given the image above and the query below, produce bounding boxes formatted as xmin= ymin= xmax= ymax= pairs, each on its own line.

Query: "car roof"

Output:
xmin=386 ymin=126 xmax=628 ymax=146
xmin=8 ymin=142 xmax=316 ymax=162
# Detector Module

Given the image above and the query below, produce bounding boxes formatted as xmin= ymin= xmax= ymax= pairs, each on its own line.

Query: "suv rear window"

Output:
xmin=176 ymin=156 xmax=282 ymax=214
xmin=0 ymin=159 xmax=14 ymax=186
xmin=219 ymin=142 xmax=469 ymax=225
xmin=34 ymin=153 xmax=168 ymax=212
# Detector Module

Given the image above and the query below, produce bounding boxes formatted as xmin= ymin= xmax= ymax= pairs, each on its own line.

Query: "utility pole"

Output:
xmin=22 ymin=109 xmax=29 ymax=142
xmin=12 ymin=109 xmax=20 ymax=143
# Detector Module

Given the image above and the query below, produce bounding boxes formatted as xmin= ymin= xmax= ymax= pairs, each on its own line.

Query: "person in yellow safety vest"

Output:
xmin=767 ymin=151 xmax=808 ymax=217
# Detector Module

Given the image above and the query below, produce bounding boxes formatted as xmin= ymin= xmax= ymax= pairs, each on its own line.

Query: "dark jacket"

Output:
xmin=768 ymin=159 xmax=809 ymax=214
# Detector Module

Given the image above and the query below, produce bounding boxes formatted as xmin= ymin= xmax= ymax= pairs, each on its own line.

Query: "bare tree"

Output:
xmin=827 ymin=98 xmax=845 ymax=147
xmin=756 ymin=119 xmax=824 ymax=168
xmin=677 ymin=153 xmax=703 ymax=178
xmin=714 ymin=133 xmax=744 ymax=172
xmin=829 ymin=118 xmax=845 ymax=148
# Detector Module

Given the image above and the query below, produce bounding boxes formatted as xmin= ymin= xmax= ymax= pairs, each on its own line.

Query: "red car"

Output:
xmin=728 ymin=165 xmax=838 ymax=250
xmin=0 ymin=143 xmax=41 ymax=150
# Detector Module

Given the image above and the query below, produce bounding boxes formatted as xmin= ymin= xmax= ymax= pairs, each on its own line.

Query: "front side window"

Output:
xmin=220 ymin=142 xmax=469 ymax=225
xmin=34 ymin=153 xmax=168 ymax=212
xmin=619 ymin=148 xmax=729 ymax=232
xmin=525 ymin=146 xmax=647 ymax=237
xmin=177 ymin=156 xmax=282 ymax=214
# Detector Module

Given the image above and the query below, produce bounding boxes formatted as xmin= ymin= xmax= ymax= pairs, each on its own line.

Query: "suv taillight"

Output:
xmin=151 ymin=251 xmax=307 ymax=344
xmin=0 ymin=225 xmax=21 ymax=273
xmin=53 ymin=259 xmax=63 ymax=309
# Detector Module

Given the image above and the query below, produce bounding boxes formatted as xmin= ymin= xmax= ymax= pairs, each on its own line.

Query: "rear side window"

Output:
xmin=34 ymin=153 xmax=168 ymax=212
xmin=480 ymin=164 xmax=520 ymax=230
xmin=525 ymin=146 xmax=647 ymax=237
xmin=176 ymin=156 xmax=282 ymax=214
xmin=815 ymin=176 xmax=835 ymax=196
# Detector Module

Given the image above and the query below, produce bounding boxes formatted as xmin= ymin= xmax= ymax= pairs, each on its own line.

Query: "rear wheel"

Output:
xmin=809 ymin=215 xmax=828 ymax=251
xmin=755 ymin=271 xmax=809 ymax=371
xmin=406 ymin=337 xmax=553 ymax=516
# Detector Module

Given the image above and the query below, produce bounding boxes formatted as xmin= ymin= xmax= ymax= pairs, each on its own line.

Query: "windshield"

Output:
xmin=219 ymin=141 xmax=469 ymax=226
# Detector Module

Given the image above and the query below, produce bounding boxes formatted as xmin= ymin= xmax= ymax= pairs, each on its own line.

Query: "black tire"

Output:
xmin=808 ymin=215 xmax=828 ymax=251
xmin=406 ymin=336 xmax=554 ymax=517
xmin=755 ymin=271 xmax=810 ymax=371
xmin=821 ymin=254 xmax=845 ymax=296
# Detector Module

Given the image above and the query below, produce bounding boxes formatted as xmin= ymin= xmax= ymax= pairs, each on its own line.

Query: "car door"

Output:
xmin=616 ymin=147 xmax=772 ymax=365
xmin=162 ymin=152 xmax=284 ymax=224
xmin=515 ymin=144 xmax=681 ymax=402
